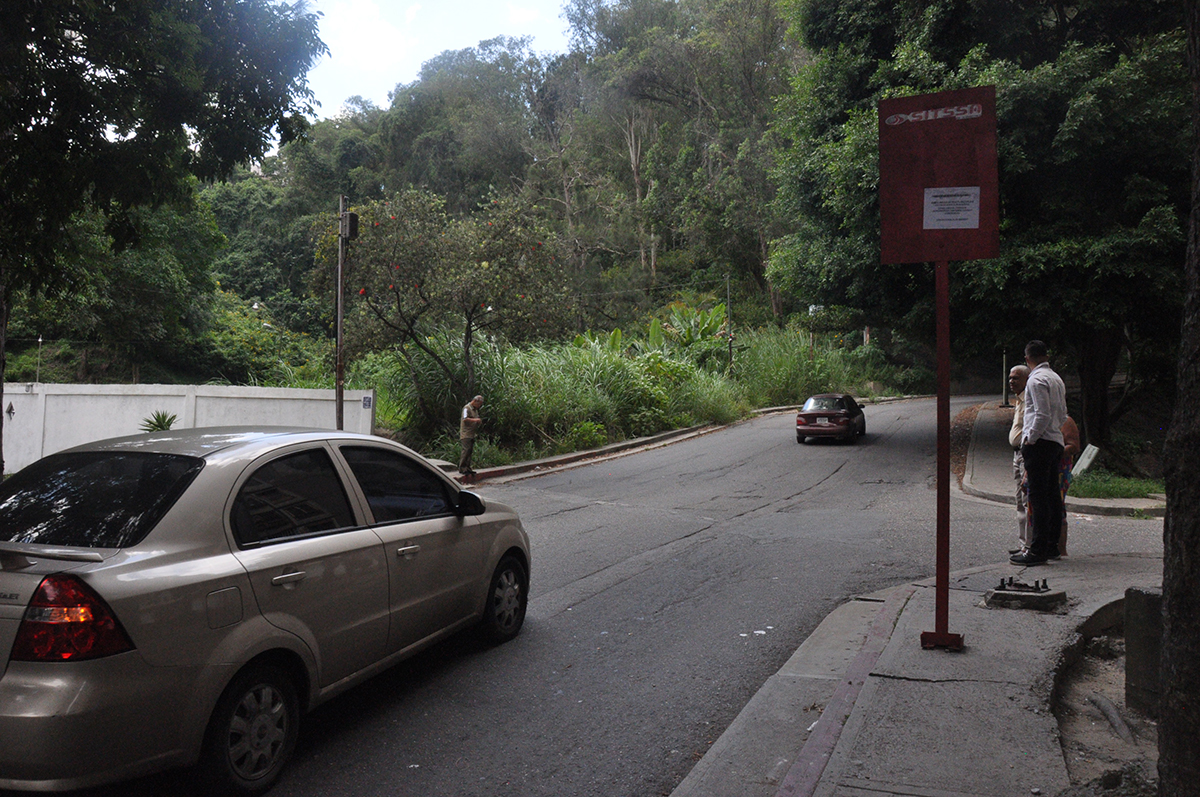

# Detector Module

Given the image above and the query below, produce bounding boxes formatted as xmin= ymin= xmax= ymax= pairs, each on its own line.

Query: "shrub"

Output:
xmin=562 ymin=421 xmax=608 ymax=452
xmin=139 ymin=410 xmax=177 ymax=432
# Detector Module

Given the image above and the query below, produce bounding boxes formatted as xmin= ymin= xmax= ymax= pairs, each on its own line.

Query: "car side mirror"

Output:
xmin=455 ymin=490 xmax=486 ymax=517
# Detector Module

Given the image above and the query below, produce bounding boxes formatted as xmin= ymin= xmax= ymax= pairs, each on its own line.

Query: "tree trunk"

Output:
xmin=621 ymin=109 xmax=649 ymax=277
xmin=1160 ymin=2 xmax=1200 ymax=792
xmin=0 ymin=272 xmax=7 ymax=476
xmin=1074 ymin=325 xmax=1123 ymax=448
xmin=462 ymin=323 xmax=475 ymax=397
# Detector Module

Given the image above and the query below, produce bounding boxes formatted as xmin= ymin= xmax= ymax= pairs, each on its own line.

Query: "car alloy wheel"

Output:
xmin=482 ymin=555 xmax=528 ymax=643
xmin=203 ymin=664 xmax=299 ymax=795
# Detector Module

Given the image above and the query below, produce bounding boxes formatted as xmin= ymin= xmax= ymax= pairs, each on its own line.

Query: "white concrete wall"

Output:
xmin=2 ymin=383 xmax=376 ymax=474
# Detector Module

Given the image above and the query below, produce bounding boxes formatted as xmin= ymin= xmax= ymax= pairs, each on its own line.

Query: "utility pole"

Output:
xmin=726 ymin=274 xmax=733 ymax=367
xmin=336 ymin=196 xmax=345 ymax=429
xmin=335 ymin=197 xmax=358 ymax=429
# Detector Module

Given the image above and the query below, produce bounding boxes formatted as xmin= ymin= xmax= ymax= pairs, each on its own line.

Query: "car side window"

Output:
xmin=231 ymin=448 xmax=356 ymax=546
xmin=340 ymin=446 xmax=452 ymax=523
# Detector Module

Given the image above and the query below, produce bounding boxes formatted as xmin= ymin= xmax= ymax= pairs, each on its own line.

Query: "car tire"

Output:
xmin=201 ymin=664 xmax=299 ymax=796
xmin=481 ymin=555 xmax=528 ymax=644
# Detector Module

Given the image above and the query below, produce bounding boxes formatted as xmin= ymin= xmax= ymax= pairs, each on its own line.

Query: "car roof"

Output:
xmin=806 ymin=393 xmax=851 ymax=400
xmin=56 ymin=427 xmax=403 ymax=463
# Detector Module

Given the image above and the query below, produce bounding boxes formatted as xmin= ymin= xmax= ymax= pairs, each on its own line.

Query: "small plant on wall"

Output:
xmin=139 ymin=410 xmax=177 ymax=433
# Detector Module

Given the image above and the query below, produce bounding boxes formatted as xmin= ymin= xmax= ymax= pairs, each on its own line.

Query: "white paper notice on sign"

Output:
xmin=923 ymin=187 xmax=980 ymax=230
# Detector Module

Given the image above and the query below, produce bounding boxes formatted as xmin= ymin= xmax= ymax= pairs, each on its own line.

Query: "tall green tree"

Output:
xmin=770 ymin=0 xmax=1188 ymax=446
xmin=639 ymin=0 xmax=794 ymax=308
xmin=54 ymin=199 xmax=221 ymax=380
xmin=275 ymin=98 xmax=388 ymax=212
xmin=199 ymin=169 xmax=327 ymax=334
xmin=544 ymin=0 xmax=796 ymax=328
xmin=378 ymin=37 xmax=537 ymax=214
xmin=315 ymin=190 xmax=573 ymax=432
xmin=1 ymin=0 xmax=326 ymax=470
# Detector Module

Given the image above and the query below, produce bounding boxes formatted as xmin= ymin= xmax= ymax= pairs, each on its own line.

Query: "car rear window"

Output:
xmin=803 ymin=397 xmax=839 ymax=411
xmin=0 ymin=452 xmax=204 ymax=548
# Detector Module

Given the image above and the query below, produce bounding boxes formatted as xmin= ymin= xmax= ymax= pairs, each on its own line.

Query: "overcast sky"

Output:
xmin=304 ymin=0 xmax=573 ymax=119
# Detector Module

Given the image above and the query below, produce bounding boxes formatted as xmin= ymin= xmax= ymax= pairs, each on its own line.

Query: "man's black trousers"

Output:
xmin=1021 ymin=438 xmax=1064 ymax=558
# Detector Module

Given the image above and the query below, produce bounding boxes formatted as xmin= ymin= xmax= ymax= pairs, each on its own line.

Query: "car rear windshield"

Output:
xmin=0 ymin=452 xmax=204 ymax=548
xmin=803 ymin=397 xmax=840 ymax=412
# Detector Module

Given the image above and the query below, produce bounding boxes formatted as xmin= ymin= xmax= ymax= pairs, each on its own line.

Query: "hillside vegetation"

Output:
xmin=6 ymin=0 xmax=1183 ymax=467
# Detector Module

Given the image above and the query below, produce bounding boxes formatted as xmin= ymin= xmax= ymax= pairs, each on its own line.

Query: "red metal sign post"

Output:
xmin=878 ymin=86 xmax=999 ymax=651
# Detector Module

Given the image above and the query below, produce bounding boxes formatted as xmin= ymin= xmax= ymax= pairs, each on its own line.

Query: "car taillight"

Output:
xmin=796 ymin=417 xmax=807 ymax=425
xmin=10 ymin=575 xmax=135 ymax=662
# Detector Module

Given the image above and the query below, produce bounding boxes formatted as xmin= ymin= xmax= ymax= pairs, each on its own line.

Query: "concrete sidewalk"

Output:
xmin=962 ymin=404 xmax=1166 ymax=518
xmin=668 ymin=401 xmax=1164 ymax=797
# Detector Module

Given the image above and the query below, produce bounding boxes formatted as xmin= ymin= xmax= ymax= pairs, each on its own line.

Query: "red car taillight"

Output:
xmin=10 ymin=575 xmax=135 ymax=662
xmin=796 ymin=417 xmax=807 ymax=426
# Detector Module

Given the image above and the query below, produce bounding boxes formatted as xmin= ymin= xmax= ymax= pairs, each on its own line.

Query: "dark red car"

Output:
xmin=796 ymin=394 xmax=866 ymax=443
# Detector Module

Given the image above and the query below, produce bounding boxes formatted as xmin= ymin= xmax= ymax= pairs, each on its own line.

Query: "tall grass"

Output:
xmin=451 ymin=341 xmax=750 ymax=460
xmin=329 ymin=325 xmax=924 ymax=466
xmin=730 ymin=327 xmax=919 ymax=406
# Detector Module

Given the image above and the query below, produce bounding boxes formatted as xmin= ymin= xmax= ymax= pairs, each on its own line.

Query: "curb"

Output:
xmin=453 ymin=423 xmax=716 ymax=483
xmin=961 ymin=406 xmax=1165 ymax=518
xmin=669 ymin=555 xmax=1162 ymax=797
xmin=450 ymin=397 xmax=932 ymax=485
xmin=961 ymin=477 xmax=1166 ymax=518
xmin=454 ymin=405 xmax=815 ymax=484
xmin=772 ymin=585 xmax=916 ymax=797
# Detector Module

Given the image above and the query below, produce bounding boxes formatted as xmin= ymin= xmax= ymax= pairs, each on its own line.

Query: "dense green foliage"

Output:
xmin=2 ymin=0 xmax=326 ymax=289
xmin=1 ymin=0 xmax=327 ymax=470
xmin=769 ymin=0 xmax=1188 ymax=446
xmin=359 ymin=323 xmax=913 ymax=466
xmin=5 ymin=0 xmax=1185 ymax=470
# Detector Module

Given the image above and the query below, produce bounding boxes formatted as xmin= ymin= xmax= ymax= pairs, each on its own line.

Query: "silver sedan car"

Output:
xmin=0 ymin=428 xmax=530 ymax=794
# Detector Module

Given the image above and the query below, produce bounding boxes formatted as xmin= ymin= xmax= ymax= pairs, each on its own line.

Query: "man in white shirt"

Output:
xmin=1011 ymin=341 xmax=1067 ymax=565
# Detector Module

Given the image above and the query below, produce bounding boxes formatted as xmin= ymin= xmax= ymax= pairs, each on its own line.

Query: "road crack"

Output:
xmin=782 ymin=460 xmax=849 ymax=501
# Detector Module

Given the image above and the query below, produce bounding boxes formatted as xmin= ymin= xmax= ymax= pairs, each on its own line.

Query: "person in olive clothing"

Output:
xmin=458 ymin=395 xmax=484 ymax=475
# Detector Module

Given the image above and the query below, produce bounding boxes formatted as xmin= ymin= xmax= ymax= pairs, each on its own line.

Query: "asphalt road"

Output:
xmin=44 ymin=397 xmax=1163 ymax=797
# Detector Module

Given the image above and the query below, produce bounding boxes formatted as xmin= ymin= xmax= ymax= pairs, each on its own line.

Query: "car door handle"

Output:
xmin=271 ymin=571 xmax=307 ymax=586
xmin=396 ymin=545 xmax=421 ymax=559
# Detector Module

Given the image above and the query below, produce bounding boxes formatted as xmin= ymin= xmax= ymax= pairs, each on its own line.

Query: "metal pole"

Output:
xmin=726 ymin=274 xmax=733 ymax=367
xmin=1001 ymin=350 xmax=1011 ymax=407
xmin=336 ymin=196 xmax=345 ymax=430
xmin=922 ymin=260 xmax=963 ymax=651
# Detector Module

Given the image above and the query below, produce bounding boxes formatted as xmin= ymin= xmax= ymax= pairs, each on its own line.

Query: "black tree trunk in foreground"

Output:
xmin=1160 ymin=2 xmax=1200 ymax=793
